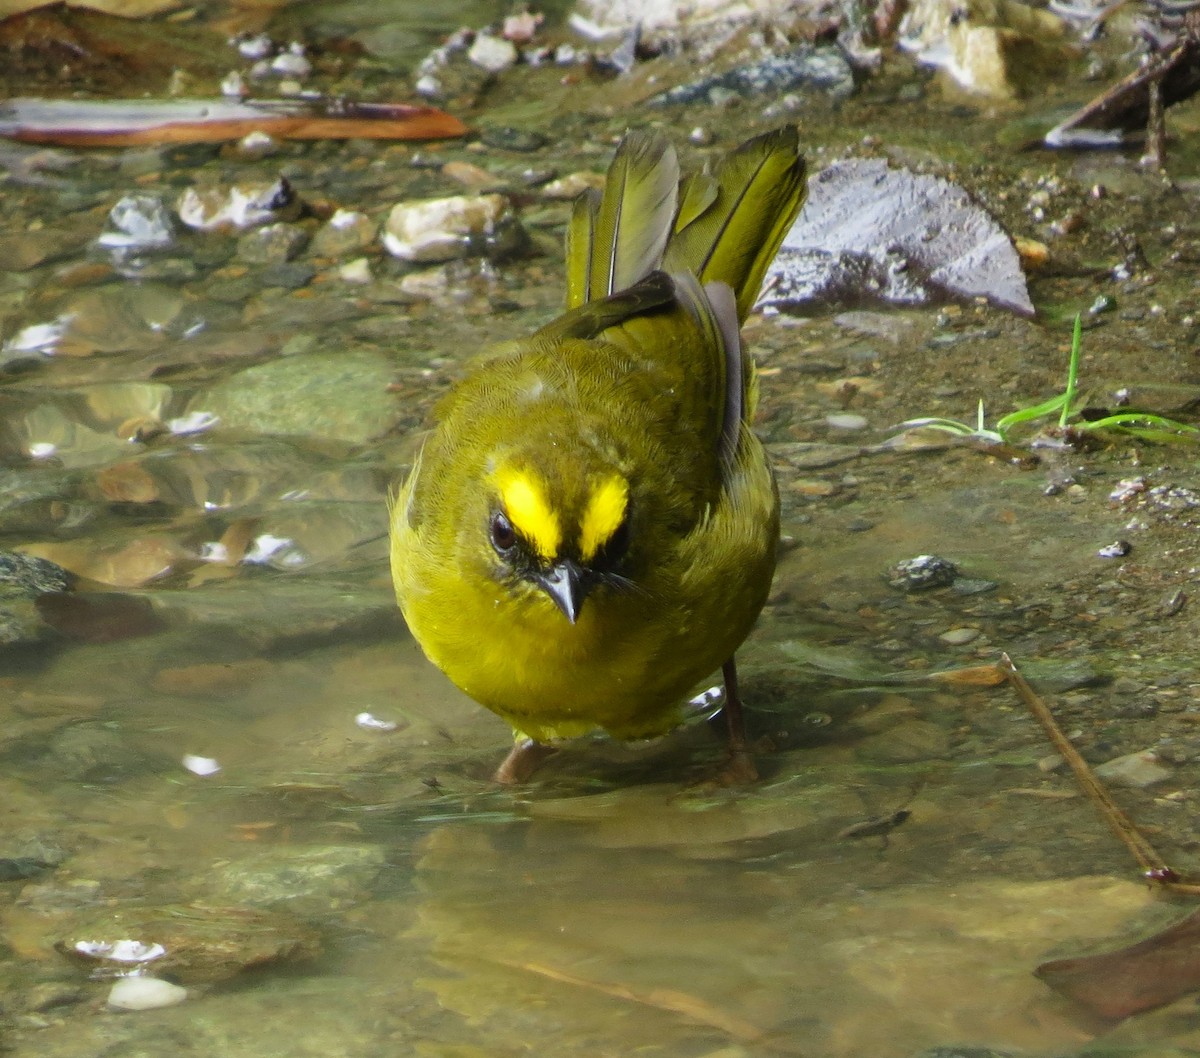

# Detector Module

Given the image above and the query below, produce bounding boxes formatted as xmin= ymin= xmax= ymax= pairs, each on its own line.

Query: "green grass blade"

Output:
xmin=1059 ymin=314 xmax=1082 ymax=429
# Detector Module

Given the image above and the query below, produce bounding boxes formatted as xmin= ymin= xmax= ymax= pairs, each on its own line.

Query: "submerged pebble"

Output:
xmin=106 ymin=976 xmax=187 ymax=1011
xmin=236 ymin=222 xmax=308 ymax=265
xmin=382 ymin=193 xmax=516 ymax=263
xmin=97 ymin=193 xmax=174 ymax=250
xmin=468 ymin=33 xmax=518 ymax=73
xmin=309 ymin=209 xmax=375 ymax=258
xmin=887 ymin=554 xmax=959 ymax=591
xmin=177 ymin=177 xmax=298 ymax=231
xmin=1094 ymin=749 xmax=1172 ymax=788
xmin=651 ymin=45 xmax=855 ymax=106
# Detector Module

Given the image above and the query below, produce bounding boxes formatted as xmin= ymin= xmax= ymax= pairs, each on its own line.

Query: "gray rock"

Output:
xmin=236 ymin=222 xmax=308 ymax=264
xmin=765 ymin=159 xmax=1034 ymax=317
xmin=310 ymin=209 xmax=376 ymax=258
xmin=887 ymin=554 xmax=959 ymax=591
xmin=44 ymin=723 xmax=153 ymax=783
xmin=1094 ymin=749 xmax=1172 ymax=787
xmin=189 ymin=351 xmax=400 ymax=444
xmin=213 ymin=845 xmax=386 ymax=912
xmin=0 ymin=551 xmax=70 ymax=598
xmin=651 ymin=45 xmax=855 ymax=105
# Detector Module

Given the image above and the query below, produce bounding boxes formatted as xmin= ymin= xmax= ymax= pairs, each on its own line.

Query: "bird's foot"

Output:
xmin=719 ymin=745 xmax=759 ymax=785
xmin=493 ymin=738 xmax=557 ymax=784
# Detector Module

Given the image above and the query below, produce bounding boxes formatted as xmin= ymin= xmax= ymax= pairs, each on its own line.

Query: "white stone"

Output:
xmin=1094 ymin=750 xmax=1173 ymax=788
xmin=337 ymin=258 xmax=373 ymax=284
xmin=182 ymin=754 xmax=221 ymax=776
xmin=382 ymin=194 xmax=506 ymax=263
xmin=467 ymin=33 xmax=518 ymax=73
xmin=107 ymin=976 xmax=187 ymax=1012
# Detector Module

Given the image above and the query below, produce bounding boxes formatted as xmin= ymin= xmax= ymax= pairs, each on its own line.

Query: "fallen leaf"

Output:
xmin=96 ymin=460 xmax=160 ymax=503
xmin=0 ymin=97 xmax=467 ymax=147
xmin=35 ymin=591 xmax=165 ymax=642
xmin=1036 ymin=906 xmax=1200 ymax=1019
xmin=26 ymin=536 xmax=189 ymax=587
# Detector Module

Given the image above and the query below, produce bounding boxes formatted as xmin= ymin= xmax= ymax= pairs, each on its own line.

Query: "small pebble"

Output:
xmin=107 ymin=976 xmax=187 ymax=1012
xmin=1094 ymin=749 xmax=1172 ymax=788
xmin=337 ymin=258 xmax=373 ymax=284
xmin=468 ymin=34 xmax=518 ymax=73
xmin=825 ymin=413 xmax=869 ymax=431
xmin=355 ymin=712 xmax=399 ymax=732
xmin=887 ymin=554 xmax=958 ymax=592
xmin=1097 ymin=540 xmax=1131 ymax=558
xmin=182 ymin=755 xmax=221 ymax=776
xmin=938 ymin=627 xmax=980 ymax=646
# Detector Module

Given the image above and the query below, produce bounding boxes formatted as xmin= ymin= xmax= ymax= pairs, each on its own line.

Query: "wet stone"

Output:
xmin=0 ymin=551 xmax=71 ymax=598
xmin=97 ymin=193 xmax=174 ymax=251
xmin=56 ymin=903 xmax=322 ymax=984
xmin=309 ymin=209 xmax=376 ymax=258
xmin=479 ymin=125 xmax=548 ymax=152
xmin=0 ymin=599 xmax=52 ymax=648
xmin=0 ymin=857 xmax=55 ymax=882
xmin=258 ymin=261 xmax=317 ymax=289
xmin=651 ymin=45 xmax=855 ymax=106
xmin=205 ymin=275 xmax=260 ymax=304
xmin=1093 ymin=749 xmax=1172 ymax=787
xmin=212 ymin=845 xmax=386 ymax=912
xmin=42 ymin=723 xmax=156 ymax=784
xmin=21 ymin=982 xmax=87 ymax=1013
xmin=938 ymin=626 xmax=980 ymax=646
xmin=236 ymin=222 xmax=308 ymax=265
xmin=950 ymin=577 xmax=998 ymax=596
xmin=383 ymin=193 xmax=515 ymax=263
xmin=468 ymin=33 xmax=518 ymax=72
xmin=107 ymin=976 xmax=187 ymax=1011
xmin=190 ymin=350 xmax=400 ymax=444
xmin=887 ymin=554 xmax=959 ymax=591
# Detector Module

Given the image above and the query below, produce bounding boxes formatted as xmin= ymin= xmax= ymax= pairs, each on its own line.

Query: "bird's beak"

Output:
xmin=536 ymin=559 xmax=590 ymax=624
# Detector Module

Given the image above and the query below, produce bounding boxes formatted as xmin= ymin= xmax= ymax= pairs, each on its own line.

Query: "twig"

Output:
xmin=1000 ymin=653 xmax=1200 ymax=894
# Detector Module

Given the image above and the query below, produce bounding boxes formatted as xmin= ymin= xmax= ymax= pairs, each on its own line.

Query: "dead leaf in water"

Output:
xmin=35 ymin=591 xmax=165 ymax=642
xmin=96 ymin=460 xmax=160 ymax=503
xmin=26 ymin=536 xmax=190 ymax=587
xmin=1 ymin=97 xmax=468 ymax=147
xmin=1036 ymin=906 xmax=1200 ymax=1019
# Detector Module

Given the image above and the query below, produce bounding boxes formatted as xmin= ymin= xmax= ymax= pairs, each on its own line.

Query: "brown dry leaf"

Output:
xmin=0 ymin=1 xmax=181 ymax=16
xmin=153 ymin=659 xmax=272 ymax=696
xmin=927 ymin=663 xmax=1008 ymax=686
xmin=1 ymin=98 xmax=468 ymax=147
xmin=1037 ymin=907 xmax=1200 ymax=1019
xmin=96 ymin=460 xmax=160 ymax=503
xmin=216 ymin=518 xmax=260 ymax=566
xmin=35 ymin=591 xmax=165 ymax=642
xmin=26 ymin=536 xmax=188 ymax=587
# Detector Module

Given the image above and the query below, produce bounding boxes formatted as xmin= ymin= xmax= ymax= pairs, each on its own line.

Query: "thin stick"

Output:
xmin=1000 ymin=653 xmax=1200 ymax=894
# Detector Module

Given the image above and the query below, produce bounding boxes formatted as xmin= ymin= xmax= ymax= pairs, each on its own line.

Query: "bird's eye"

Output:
xmin=490 ymin=511 xmax=517 ymax=554
xmin=596 ymin=516 xmax=631 ymax=567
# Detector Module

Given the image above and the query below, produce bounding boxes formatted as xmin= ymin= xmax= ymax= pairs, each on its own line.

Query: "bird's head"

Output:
xmin=482 ymin=453 xmax=634 ymax=623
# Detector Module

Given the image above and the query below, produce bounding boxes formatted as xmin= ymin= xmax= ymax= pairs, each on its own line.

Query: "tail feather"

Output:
xmin=565 ymin=132 xmax=679 ymax=308
xmin=663 ymin=126 xmax=807 ymax=322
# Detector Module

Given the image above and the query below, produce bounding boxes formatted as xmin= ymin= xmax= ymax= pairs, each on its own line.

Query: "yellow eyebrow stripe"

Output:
xmin=579 ymin=476 xmax=628 ymax=562
xmin=497 ymin=470 xmax=560 ymax=562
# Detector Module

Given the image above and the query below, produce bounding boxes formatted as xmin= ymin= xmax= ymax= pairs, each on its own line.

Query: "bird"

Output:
xmin=389 ymin=125 xmax=808 ymax=783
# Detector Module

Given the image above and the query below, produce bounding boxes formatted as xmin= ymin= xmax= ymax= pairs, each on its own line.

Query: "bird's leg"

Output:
xmin=494 ymin=738 xmax=557 ymax=784
xmin=720 ymin=658 xmax=759 ymax=783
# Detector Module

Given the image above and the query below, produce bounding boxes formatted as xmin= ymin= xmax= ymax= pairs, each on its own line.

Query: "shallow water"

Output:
xmin=4 ymin=4 xmax=1200 ymax=1057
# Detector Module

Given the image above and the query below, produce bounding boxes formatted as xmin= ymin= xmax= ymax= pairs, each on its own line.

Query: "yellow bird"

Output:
xmin=390 ymin=126 xmax=808 ymax=782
